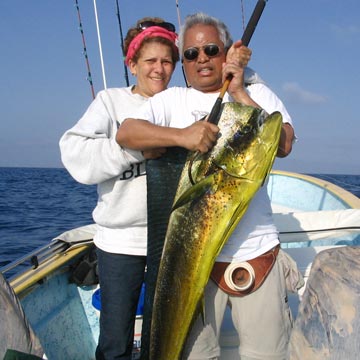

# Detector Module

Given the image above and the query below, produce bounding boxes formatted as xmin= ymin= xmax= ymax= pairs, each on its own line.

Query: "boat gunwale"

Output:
xmin=8 ymin=242 xmax=94 ymax=296
xmin=271 ymin=170 xmax=360 ymax=209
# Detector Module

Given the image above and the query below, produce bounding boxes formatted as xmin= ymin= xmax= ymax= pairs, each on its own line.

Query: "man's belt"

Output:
xmin=210 ymin=245 xmax=280 ymax=296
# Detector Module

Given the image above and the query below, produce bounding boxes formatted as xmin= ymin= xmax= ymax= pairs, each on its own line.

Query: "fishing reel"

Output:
xmin=224 ymin=262 xmax=255 ymax=291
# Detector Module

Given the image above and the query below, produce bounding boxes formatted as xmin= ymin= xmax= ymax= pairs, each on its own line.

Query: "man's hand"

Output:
xmin=226 ymin=40 xmax=252 ymax=67
xmin=180 ymin=121 xmax=219 ymax=153
xmin=222 ymin=40 xmax=260 ymax=107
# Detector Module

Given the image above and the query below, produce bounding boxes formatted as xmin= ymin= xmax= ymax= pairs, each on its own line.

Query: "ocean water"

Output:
xmin=0 ymin=167 xmax=97 ymax=273
xmin=1 ymin=167 xmax=360 ymax=276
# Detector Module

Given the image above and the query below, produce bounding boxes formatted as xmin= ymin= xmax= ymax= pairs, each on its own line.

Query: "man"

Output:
xmin=117 ymin=12 xmax=302 ymax=360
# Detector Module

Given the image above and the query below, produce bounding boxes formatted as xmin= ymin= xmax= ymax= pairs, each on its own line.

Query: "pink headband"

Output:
xmin=125 ymin=26 xmax=178 ymax=65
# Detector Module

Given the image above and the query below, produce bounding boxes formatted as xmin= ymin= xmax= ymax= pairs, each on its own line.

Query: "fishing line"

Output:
xmin=93 ymin=0 xmax=107 ymax=89
xmin=74 ymin=0 xmax=96 ymax=99
xmin=115 ymin=0 xmax=130 ymax=86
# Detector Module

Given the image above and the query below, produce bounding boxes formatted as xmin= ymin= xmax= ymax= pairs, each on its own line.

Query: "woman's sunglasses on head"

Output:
xmin=183 ymin=43 xmax=221 ymax=61
xmin=138 ymin=21 xmax=176 ymax=33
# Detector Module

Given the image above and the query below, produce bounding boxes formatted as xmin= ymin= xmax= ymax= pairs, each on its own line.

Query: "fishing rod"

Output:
xmin=74 ymin=0 xmax=96 ymax=99
xmin=115 ymin=0 xmax=130 ymax=86
xmin=240 ymin=0 xmax=246 ymax=32
xmin=207 ymin=0 xmax=268 ymax=124
xmin=175 ymin=0 xmax=192 ymax=87
xmin=175 ymin=0 xmax=182 ymax=30
xmin=93 ymin=0 xmax=107 ymax=89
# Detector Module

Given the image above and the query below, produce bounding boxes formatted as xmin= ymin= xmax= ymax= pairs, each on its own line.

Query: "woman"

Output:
xmin=59 ymin=17 xmax=179 ymax=359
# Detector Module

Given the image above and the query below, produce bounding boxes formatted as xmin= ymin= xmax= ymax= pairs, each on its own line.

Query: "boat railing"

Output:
xmin=0 ymin=240 xmax=70 ymax=278
xmin=276 ymin=208 xmax=360 ymax=247
xmin=1 ymin=224 xmax=97 ymax=291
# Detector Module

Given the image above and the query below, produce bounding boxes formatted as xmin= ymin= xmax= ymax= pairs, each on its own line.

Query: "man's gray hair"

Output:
xmin=178 ymin=13 xmax=233 ymax=56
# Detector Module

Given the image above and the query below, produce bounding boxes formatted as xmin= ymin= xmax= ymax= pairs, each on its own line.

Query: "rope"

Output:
xmin=74 ymin=0 xmax=96 ymax=99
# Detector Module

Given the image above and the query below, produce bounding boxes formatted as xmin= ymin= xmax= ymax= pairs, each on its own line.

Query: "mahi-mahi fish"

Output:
xmin=149 ymin=102 xmax=283 ymax=360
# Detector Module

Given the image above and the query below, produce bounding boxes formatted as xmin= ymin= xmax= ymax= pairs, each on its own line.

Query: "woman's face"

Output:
xmin=129 ymin=42 xmax=175 ymax=97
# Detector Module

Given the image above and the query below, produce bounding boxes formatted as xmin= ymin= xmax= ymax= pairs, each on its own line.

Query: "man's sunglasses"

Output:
xmin=183 ymin=44 xmax=220 ymax=61
xmin=138 ymin=21 xmax=176 ymax=33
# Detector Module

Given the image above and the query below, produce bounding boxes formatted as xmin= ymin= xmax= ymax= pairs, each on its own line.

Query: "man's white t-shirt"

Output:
xmin=134 ymin=84 xmax=293 ymax=262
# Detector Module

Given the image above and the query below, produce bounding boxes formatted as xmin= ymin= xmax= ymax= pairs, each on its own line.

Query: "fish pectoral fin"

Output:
xmin=171 ymin=173 xmax=220 ymax=211
xmin=212 ymin=158 xmax=258 ymax=180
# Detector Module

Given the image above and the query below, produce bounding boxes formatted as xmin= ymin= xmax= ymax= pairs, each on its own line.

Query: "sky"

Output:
xmin=0 ymin=0 xmax=359 ymax=175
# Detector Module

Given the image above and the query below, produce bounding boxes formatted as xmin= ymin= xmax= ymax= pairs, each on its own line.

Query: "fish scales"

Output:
xmin=149 ymin=102 xmax=282 ymax=359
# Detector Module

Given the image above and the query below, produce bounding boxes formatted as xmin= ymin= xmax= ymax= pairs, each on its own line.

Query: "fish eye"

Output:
xmin=241 ymin=125 xmax=252 ymax=134
xmin=233 ymin=130 xmax=242 ymax=141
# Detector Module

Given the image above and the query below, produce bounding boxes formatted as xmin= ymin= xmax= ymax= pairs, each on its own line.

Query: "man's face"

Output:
xmin=182 ymin=24 xmax=226 ymax=93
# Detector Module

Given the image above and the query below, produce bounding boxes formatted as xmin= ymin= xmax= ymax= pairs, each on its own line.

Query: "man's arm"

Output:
xmin=116 ymin=118 xmax=219 ymax=154
xmin=277 ymin=123 xmax=294 ymax=158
